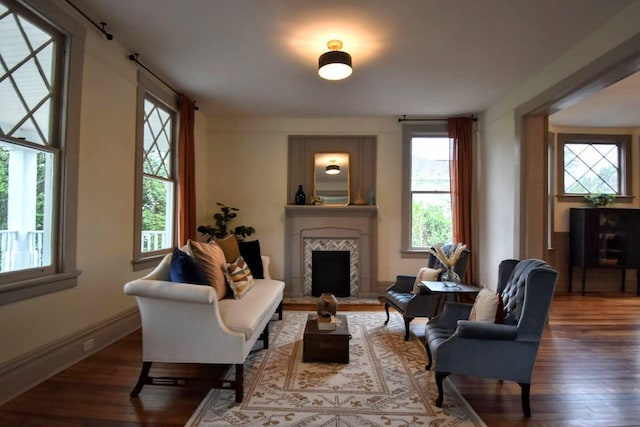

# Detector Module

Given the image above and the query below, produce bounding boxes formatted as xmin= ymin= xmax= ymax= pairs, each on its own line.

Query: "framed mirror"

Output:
xmin=314 ymin=152 xmax=350 ymax=205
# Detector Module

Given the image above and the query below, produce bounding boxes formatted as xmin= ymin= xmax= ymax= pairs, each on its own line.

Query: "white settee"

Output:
xmin=124 ymin=253 xmax=284 ymax=402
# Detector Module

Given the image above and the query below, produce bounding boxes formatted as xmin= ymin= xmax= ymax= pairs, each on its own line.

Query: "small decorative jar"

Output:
xmin=295 ymin=184 xmax=306 ymax=205
xmin=317 ymin=293 xmax=338 ymax=316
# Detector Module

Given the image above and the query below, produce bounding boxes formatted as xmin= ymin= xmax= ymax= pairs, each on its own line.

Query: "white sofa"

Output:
xmin=124 ymin=253 xmax=284 ymax=402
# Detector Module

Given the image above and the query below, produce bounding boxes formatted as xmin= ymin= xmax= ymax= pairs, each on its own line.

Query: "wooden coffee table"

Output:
xmin=303 ymin=314 xmax=350 ymax=363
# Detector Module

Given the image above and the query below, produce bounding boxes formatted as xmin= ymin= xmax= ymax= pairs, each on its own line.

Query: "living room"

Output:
xmin=2 ymin=0 xmax=640 ymax=425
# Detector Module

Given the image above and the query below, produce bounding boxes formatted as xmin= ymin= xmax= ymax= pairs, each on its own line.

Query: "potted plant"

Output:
xmin=197 ymin=203 xmax=255 ymax=241
xmin=584 ymin=193 xmax=616 ymax=208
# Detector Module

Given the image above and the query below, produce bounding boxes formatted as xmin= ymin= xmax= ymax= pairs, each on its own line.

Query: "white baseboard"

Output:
xmin=0 ymin=307 xmax=140 ymax=405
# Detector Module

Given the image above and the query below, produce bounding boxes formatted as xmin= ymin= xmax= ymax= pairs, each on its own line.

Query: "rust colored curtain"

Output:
xmin=178 ymin=95 xmax=196 ymax=245
xmin=449 ymin=117 xmax=474 ymax=284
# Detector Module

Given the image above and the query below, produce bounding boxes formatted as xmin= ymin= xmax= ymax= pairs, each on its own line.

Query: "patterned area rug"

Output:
xmin=283 ymin=296 xmax=382 ymax=305
xmin=186 ymin=311 xmax=485 ymax=427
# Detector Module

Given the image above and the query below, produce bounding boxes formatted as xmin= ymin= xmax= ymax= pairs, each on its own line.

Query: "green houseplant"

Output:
xmin=584 ymin=193 xmax=616 ymax=208
xmin=197 ymin=203 xmax=255 ymax=241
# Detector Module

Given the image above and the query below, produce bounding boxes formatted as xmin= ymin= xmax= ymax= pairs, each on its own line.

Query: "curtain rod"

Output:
xmin=64 ymin=0 xmax=113 ymax=40
xmin=128 ymin=54 xmax=199 ymax=110
xmin=398 ymin=115 xmax=477 ymax=122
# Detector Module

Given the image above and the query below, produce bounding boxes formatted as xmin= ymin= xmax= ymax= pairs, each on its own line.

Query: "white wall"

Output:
xmin=205 ymin=117 xmax=443 ymax=285
xmin=0 ymin=28 xmax=209 ymax=365
xmin=476 ymin=0 xmax=640 ymax=290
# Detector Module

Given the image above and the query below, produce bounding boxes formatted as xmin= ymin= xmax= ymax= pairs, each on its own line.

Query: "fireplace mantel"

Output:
xmin=285 ymin=205 xmax=378 ymax=215
xmin=284 ymin=205 xmax=378 ymax=298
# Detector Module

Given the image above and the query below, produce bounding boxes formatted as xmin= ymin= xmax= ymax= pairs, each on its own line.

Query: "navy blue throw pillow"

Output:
xmin=238 ymin=240 xmax=264 ymax=279
xmin=169 ymin=248 xmax=209 ymax=285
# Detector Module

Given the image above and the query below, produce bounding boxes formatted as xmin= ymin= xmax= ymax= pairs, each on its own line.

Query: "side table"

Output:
xmin=420 ymin=281 xmax=481 ymax=315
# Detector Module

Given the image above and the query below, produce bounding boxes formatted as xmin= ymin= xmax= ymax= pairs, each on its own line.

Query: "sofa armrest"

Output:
xmin=454 ymin=320 xmax=518 ymax=340
xmin=124 ymin=279 xmax=216 ymax=304
xmin=261 ymin=255 xmax=272 ymax=280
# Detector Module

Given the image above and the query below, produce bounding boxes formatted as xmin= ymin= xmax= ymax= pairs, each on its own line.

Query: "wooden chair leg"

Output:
xmin=403 ymin=317 xmax=413 ymax=341
xmin=519 ymin=382 xmax=531 ymax=417
xmin=276 ymin=301 xmax=283 ymax=320
xmin=384 ymin=302 xmax=391 ymax=324
xmin=130 ymin=361 xmax=152 ymax=397
xmin=425 ymin=344 xmax=433 ymax=370
xmin=435 ymin=371 xmax=450 ymax=408
xmin=235 ymin=363 xmax=244 ymax=403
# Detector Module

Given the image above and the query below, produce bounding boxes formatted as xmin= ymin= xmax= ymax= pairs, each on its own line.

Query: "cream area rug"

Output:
xmin=186 ymin=311 xmax=485 ymax=427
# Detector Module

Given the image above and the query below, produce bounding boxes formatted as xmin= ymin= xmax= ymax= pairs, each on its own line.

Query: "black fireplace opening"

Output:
xmin=311 ymin=250 xmax=350 ymax=297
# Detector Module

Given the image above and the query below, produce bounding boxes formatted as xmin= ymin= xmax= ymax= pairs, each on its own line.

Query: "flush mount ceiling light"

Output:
xmin=326 ymin=164 xmax=341 ymax=174
xmin=318 ymin=40 xmax=352 ymax=81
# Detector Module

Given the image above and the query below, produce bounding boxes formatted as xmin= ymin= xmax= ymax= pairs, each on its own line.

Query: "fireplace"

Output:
xmin=312 ymin=250 xmax=350 ymax=297
xmin=304 ymin=238 xmax=359 ymax=297
xmin=285 ymin=205 xmax=377 ymax=298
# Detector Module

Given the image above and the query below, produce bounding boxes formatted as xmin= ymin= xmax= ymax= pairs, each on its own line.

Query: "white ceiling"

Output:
xmin=549 ymin=71 xmax=640 ymax=128
xmin=75 ymin=0 xmax=637 ymax=124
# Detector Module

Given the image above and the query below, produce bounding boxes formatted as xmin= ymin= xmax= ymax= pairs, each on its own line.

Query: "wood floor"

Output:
xmin=1 ymin=294 xmax=639 ymax=426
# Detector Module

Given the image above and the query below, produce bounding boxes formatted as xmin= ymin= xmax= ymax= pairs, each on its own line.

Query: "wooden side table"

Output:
xmin=420 ymin=281 xmax=481 ymax=315
xmin=303 ymin=314 xmax=350 ymax=363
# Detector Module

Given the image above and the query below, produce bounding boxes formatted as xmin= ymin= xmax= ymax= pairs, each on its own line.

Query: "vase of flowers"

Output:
xmin=427 ymin=243 xmax=467 ymax=287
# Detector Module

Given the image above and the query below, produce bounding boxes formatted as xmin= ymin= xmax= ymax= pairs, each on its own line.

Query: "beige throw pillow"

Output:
xmin=469 ymin=288 xmax=500 ymax=322
xmin=188 ymin=240 xmax=227 ymax=300
xmin=412 ymin=267 xmax=443 ymax=294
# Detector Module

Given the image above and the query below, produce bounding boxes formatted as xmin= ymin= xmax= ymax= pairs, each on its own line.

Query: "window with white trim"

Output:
xmin=402 ymin=124 xmax=453 ymax=255
xmin=0 ymin=0 xmax=83 ymax=304
xmin=133 ymin=73 xmax=178 ymax=269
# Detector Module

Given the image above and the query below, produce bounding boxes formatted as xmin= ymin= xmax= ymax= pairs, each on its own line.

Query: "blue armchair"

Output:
xmin=424 ymin=258 xmax=558 ymax=417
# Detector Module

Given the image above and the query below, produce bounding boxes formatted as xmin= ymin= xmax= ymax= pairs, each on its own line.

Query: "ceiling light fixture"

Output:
xmin=318 ymin=40 xmax=352 ymax=81
xmin=325 ymin=165 xmax=340 ymax=175
xmin=325 ymin=164 xmax=340 ymax=174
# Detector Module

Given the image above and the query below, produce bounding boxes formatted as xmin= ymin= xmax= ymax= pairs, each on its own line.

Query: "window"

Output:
xmin=558 ymin=133 xmax=631 ymax=198
xmin=0 ymin=0 xmax=83 ymax=304
xmin=402 ymin=124 xmax=453 ymax=255
xmin=133 ymin=72 xmax=178 ymax=269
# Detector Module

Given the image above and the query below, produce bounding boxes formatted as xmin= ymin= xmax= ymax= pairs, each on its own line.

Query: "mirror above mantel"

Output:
xmin=287 ymin=135 xmax=377 ymax=206
xmin=314 ymin=152 xmax=349 ymax=205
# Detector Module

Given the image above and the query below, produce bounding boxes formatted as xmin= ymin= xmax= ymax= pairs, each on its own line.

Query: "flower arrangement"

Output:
xmin=427 ymin=243 xmax=467 ymax=284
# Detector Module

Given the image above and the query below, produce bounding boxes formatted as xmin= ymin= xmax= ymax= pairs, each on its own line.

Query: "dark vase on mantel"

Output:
xmin=295 ymin=184 xmax=306 ymax=205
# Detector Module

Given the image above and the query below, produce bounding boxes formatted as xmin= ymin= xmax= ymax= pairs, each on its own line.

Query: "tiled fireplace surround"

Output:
xmin=284 ymin=206 xmax=378 ymax=298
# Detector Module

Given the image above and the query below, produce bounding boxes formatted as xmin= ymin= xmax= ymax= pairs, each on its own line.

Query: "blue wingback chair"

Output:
xmin=384 ymin=244 xmax=470 ymax=341
xmin=424 ymin=258 xmax=558 ymax=417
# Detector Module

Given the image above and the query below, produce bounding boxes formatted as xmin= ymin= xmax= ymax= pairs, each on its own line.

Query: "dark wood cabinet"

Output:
xmin=569 ymin=207 xmax=640 ymax=295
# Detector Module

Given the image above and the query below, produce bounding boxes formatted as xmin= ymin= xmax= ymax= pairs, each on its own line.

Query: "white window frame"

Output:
xmin=132 ymin=71 xmax=178 ymax=270
xmin=401 ymin=123 xmax=453 ymax=257
xmin=0 ymin=0 xmax=84 ymax=305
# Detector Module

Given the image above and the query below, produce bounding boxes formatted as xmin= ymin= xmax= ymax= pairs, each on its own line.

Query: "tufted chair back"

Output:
xmin=499 ymin=259 xmax=548 ymax=325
